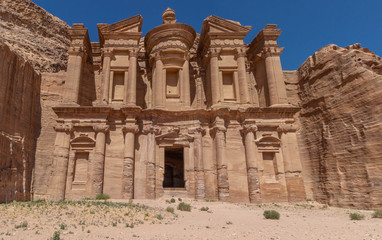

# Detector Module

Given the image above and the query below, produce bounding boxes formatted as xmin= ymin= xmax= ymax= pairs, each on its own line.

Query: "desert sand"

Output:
xmin=0 ymin=198 xmax=381 ymax=240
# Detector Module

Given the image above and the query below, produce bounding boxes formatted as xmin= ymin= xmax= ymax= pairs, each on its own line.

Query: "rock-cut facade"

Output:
xmin=44 ymin=9 xmax=306 ymax=203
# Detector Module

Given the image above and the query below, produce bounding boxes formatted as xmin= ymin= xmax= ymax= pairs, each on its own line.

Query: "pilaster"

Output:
xmin=189 ymin=126 xmax=206 ymax=200
xmin=92 ymin=124 xmax=109 ymax=196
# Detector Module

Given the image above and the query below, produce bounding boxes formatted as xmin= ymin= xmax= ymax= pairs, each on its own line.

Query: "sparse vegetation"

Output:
xmin=200 ymin=207 xmax=209 ymax=211
xmin=96 ymin=193 xmax=110 ymax=200
xmin=51 ymin=231 xmax=60 ymax=240
xmin=59 ymin=223 xmax=66 ymax=230
xmin=15 ymin=221 xmax=28 ymax=229
xmin=372 ymin=210 xmax=382 ymax=218
xmin=155 ymin=214 xmax=164 ymax=220
xmin=170 ymin=198 xmax=176 ymax=203
xmin=177 ymin=202 xmax=191 ymax=212
xmin=349 ymin=213 xmax=364 ymax=220
xmin=178 ymin=198 xmax=182 ymax=202
xmin=226 ymin=221 xmax=232 ymax=225
xmin=263 ymin=210 xmax=280 ymax=220
xmin=166 ymin=206 xmax=174 ymax=213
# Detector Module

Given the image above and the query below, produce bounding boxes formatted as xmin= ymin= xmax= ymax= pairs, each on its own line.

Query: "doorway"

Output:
xmin=163 ymin=148 xmax=185 ymax=188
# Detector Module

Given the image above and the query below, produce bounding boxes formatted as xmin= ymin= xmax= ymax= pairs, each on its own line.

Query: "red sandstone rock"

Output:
xmin=297 ymin=43 xmax=382 ymax=209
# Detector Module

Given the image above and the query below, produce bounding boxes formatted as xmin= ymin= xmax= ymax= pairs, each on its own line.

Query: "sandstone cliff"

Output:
xmin=0 ymin=42 xmax=41 ymax=202
xmin=0 ymin=0 xmax=70 ymax=73
xmin=0 ymin=0 xmax=70 ymax=199
xmin=297 ymin=44 xmax=382 ymax=208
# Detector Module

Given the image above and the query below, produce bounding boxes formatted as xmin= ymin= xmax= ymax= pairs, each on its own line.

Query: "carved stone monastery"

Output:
xmin=46 ymin=8 xmax=305 ymax=203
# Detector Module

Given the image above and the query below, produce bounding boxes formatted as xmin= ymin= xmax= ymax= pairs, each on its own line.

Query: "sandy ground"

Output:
xmin=0 ymin=198 xmax=381 ymax=240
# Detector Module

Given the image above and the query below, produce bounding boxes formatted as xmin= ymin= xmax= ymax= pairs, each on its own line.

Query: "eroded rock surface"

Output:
xmin=297 ymin=44 xmax=382 ymax=208
xmin=0 ymin=42 xmax=41 ymax=202
xmin=0 ymin=0 xmax=70 ymax=73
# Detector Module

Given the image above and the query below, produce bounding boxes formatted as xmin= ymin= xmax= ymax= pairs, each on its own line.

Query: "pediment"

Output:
xmin=98 ymin=15 xmax=143 ymax=34
xmin=203 ymin=15 xmax=251 ymax=34
xmin=156 ymin=127 xmax=194 ymax=147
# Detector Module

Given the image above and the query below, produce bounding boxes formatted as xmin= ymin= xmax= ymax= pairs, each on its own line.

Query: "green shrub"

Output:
xmin=59 ymin=223 xmax=66 ymax=230
xmin=372 ymin=210 xmax=382 ymax=218
xmin=200 ymin=207 xmax=209 ymax=211
xmin=15 ymin=221 xmax=28 ymax=229
xmin=155 ymin=214 xmax=164 ymax=220
xmin=177 ymin=202 xmax=191 ymax=212
xmin=178 ymin=198 xmax=182 ymax=202
xmin=52 ymin=231 xmax=60 ymax=240
xmin=166 ymin=206 xmax=174 ymax=213
xmin=96 ymin=193 xmax=110 ymax=200
xmin=349 ymin=213 xmax=364 ymax=220
xmin=170 ymin=198 xmax=176 ymax=203
xmin=263 ymin=210 xmax=280 ymax=220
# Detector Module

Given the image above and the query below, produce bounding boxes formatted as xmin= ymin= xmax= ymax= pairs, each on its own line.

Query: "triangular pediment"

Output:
xmin=98 ymin=15 xmax=143 ymax=34
xmin=203 ymin=15 xmax=251 ymax=34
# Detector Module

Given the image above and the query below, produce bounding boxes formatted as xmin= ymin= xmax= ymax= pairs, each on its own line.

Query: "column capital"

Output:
xmin=68 ymin=46 xmax=85 ymax=57
xmin=235 ymin=47 xmax=247 ymax=58
xmin=122 ymin=125 xmax=139 ymax=134
xmin=102 ymin=48 xmax=114 ymax=58
xmin=150 ymin=51 xmax=162 ymax=62
xmin=256 ymin=46 xmax=284 ymax=59
xmin=129 ymin=48 xmax=140 ymax=58
xmin=210 ymin=125 xmax=226 ymax=136
xmin=241 ymin=124 xmax=258 ymax=134
xmin=54 ymin=123 xmax=74 ymax=133
xmin=93 ymin=124 xmax=109 ymax=133
xmin=188 ymin=126 xmax=206 ymax=135
xmin=142 ymin=125 xmax=161 ymax=135
xmin=277 ymin=123 xmax=297 ymax=133
xmin=208 ymin=47 xmax=222 ymax=58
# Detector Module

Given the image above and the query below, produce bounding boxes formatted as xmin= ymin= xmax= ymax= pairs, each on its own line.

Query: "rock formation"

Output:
xmin=0 ymin=0 xmax=70 ymax=73
xmin=0 ymin=42 xmax=41 ymax=202
xmin=0 ymin=0 xmax=70 ymax=202
xmin=297 ymin=44 xmax=382 ymax=208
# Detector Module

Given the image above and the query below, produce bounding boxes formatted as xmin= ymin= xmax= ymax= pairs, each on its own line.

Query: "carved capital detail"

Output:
xmin=235 ymin=47 xmax=247 ymax=58
xmin=129 ymin=48 xmax=140 ymax=58
xmin=277 ymin=124 xmax=297 ymax=133
xmin=257 ymin=46 xmax=284 ymax=59
xmin=102 ymin=48 xmax=114 ymax=58
xmin=241 ymin=124 xmax=258 ymax=134
xmin=188 ymin=126 xmax=206 ymax=135
xmin=142 ymin=125 xmax=161 ymax=135
xmin=54 ymin=123 xmax=74 ymax=133
xmin=209 ymin=47 xmax=222 ymax=58
xmin=68 ymin=46 xmax=84 ymax=56
xmin=93 ymin=125 xmax=110 ymax=133
xmin=122 ymin=125 xmax=139 ymax=134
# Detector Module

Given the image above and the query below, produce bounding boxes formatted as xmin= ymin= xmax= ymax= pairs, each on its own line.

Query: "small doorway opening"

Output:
xmin=163 ymin=148 xmax=185 ymax=188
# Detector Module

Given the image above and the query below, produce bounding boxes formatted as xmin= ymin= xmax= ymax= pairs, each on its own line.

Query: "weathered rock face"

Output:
xmin=0 ymin=0 xmax=70 ymax=73
xmin=0 ymin=42 xmax=41 ymax=203
xmin=0 ymin=0 xmax=70 ymax=199
xmin=297 ymin=44 xmax=382 ymax=208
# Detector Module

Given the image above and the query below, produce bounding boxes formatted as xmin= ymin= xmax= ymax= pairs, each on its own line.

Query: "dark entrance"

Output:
xmin=163 ymin=148 xmax=185 ymax=188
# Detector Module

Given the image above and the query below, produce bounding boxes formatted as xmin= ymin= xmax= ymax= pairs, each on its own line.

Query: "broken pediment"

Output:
xmin=97 ymin=15 xmax=143 ymax=46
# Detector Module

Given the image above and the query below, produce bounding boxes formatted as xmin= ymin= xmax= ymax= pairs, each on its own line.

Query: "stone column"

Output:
xmin=102 ymin=48 xmax=113 ymax=104
xmin=211 ymin=117 xmax=229 ymax=201
xmin=142 ymin=125 xmax=161 ymax=199
xmin=262 ymin=47 xmax=288 ymax=106
xmin=126 ymin=49 xmax=139 ymax=105
xmin=189 ymin=126 xmax=206 ymax=199
xmin=153 ymin=53 xmax=165 ymax=108
xmin=209 ymin=48 xmax=221 ymax=105
xmin=183 ymin=53 xmax=191 ymax=106
xmin=241 ymin=123 xmax=261 ymax=203
xmin=122 ymin=121 xmax=139 ymax=199
xmin=48 ymin=123 xmax=73 ymax=201
xmin=63 ymin=47 xmax=84 ymax=104
xmin=236 ymin=47 xmax=250 ymax=104
xmin=91 ymin=125 xmax=109 ymax=196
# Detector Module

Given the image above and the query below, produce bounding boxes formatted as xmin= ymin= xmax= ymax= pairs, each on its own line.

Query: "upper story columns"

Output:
xmin=248 ymin=24 xmax=288 ymax=106
xmin=63 ymin=24 xmax=92 ymax=105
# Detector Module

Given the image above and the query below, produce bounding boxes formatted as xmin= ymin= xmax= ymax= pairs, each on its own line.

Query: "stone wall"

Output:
xmin=0 ymin=43 xmax=41 ymax=203
xmin=297 ymin=44 xmax=382 ymax=208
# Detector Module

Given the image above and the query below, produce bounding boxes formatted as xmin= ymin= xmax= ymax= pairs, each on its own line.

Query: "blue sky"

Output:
xmin=32 ymin=0 xmax=382 ymax=70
